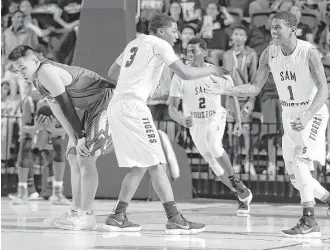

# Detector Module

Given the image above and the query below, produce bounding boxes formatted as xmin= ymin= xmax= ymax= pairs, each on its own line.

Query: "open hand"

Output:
xmin=290 ymin=111 xmax=313 ymax=131
xmin=76 ymin=137 xmax=91 ymax=157
xmin=183 ymin=116 xmax=193 ymax=128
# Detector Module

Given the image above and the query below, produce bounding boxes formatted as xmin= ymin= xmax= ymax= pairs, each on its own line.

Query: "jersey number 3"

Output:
xmin=125 ymin=47 xmax=138 ymax=67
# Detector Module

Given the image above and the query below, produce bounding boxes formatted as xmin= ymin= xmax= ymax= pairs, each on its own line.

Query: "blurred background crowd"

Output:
xmin=1 ymin=0 xmax=330 ymax=197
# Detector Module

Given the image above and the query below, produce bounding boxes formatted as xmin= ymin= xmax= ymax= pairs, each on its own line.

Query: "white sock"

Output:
xmin=18 ymin=182 xmax=27 ymax=189
xmin=54 ymin=181 xmax=63 ymax=187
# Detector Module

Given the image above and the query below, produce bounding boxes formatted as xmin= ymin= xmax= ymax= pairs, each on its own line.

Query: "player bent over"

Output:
xmin=210 ymin=11 xmax=330 ymax=237
xmin=168 ymin=38 xmax=253 ymax=215
xmin=8 ymin=45 xmax=114 ymax=230
xmin=105 ymin=13 xmax=224 ymax=234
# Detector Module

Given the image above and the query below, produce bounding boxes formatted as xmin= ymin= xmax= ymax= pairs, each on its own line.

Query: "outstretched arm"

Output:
xmin=307 ymin=48 xmax=328 ymax=116
xmin=213 ymin=48 xmax=270 ymax=97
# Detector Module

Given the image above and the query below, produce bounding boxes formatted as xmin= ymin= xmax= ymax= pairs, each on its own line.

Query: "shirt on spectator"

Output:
xmin=2 ymin=25 xmax=38 ymax=60
xmin=223 ymin=46 xmax=258 ymax=102
xmin=296 ymin=22 xmax=312 ymax=41
xmin=172 ymin=0 xmax=201 ymax=24
xmin=140 ymin=0 xmax=165 ymax=21
xmin=249 ymin=0 xmax=269 ymax=17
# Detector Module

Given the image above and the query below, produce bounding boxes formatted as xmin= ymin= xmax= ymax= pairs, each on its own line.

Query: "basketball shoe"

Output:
xmin=236 ymin=200 xmax=250 ymax=215
xmin=11 ymin=186 xmax=28 ymax=205
xmin=165 ymin=214 xmax=206 ymax=235
xmin=103 ymin=213 xmax=141 ymax=232
xmin=282 ymin=216 xmax=321 ymax=238
xmin=49 ymin=186 xmax=70 ymax=205
xmin=53 ymin=210 xmax=97 ymax=230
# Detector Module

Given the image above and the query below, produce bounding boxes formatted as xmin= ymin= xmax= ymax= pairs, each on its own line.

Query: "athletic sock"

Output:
xmin=163 ymin=201 xmax=180 ymax=219
xmin=303 ymin=207 xmax=315 ymax=218
xmin=114 ymin=200 xmax=129 ymax=214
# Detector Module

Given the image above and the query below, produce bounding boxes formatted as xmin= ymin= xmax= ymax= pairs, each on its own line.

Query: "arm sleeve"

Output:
xmin=155 ymin=39 xmax=179 ymax=66
xmin=169 ymin=74 xmax=183 ymax=98
xmin=54 ymin=92 xmax=85 ymax=139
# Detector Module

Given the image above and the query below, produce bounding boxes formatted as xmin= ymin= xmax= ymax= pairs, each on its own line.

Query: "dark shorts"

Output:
xmin=67 ymin=89 xmax=113 ymax=158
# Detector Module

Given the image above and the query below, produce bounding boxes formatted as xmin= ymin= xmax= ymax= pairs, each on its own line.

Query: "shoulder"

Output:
xmin=246 ymin=46 xmax=257 ymax=55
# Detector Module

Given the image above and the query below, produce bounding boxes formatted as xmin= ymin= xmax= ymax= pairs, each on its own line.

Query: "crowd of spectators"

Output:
xmin=1 ymin=0 xmax=81 ymax=173
xmin=1 ymin=0 xmax=330 ymax=179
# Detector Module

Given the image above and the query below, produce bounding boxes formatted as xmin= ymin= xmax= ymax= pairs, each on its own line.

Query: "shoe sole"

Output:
xmin=54 ymin=221 xmax=97 ymax=231
xmin=236 ymin=208 xmax=250 ymax=215
xmin=281 ymin=232 xmax=322 ymax=238
xmin=238 ymin=190 xmax=253 ymax=204
xmin=165 ymin=226 xmax=206 ymax=235
xmin=103 ymin=224 xmax=141 ymax=232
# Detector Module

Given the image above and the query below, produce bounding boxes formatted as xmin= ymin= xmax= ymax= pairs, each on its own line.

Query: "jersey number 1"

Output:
xmin=287 ymin=85 xmax=294 ymax=101
xmin=125 ymin=47 xmax=138 ymax=67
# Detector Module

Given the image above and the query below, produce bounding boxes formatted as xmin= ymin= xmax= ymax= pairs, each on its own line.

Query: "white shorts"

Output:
xmin=108 ymin=96 xmax=166 ymax=168
xmin=189 ymin=115 xmax=226 ymax=164
xmin=282 ymin=104 xmax=329 ymax=175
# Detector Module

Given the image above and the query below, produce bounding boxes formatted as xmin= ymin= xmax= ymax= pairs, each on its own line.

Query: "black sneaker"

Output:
xmin=165 ymin=214 xmax=206 ymax=235
xmin=236 ymin=200 xmax=250 ymax=215
xmin=282 ymin=216 xmax=321 ymax=238
xmin=103 ymin=213 xmax=141 ymax=232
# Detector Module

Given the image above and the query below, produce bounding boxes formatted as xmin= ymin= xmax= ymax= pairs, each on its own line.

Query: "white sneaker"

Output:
xmin=28 ymin=192 xmax=42 ymax=200
xmin=12 ymin=186 xmax=28 ymax=205
xmin=44 ymin=210 xmax=78 ymax=227
xmin=54 ymin=211 xmax=97 ymax=231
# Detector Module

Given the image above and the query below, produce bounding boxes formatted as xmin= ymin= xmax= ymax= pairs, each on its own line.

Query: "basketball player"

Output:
xmin=168 ymin=38 xmax=253 ymax=215
xmin=35 ymin=100 xmax=71 ymax=205
xmin=208 ymin=11 xmax=330 ymax=237
xmin=105 ymin=13 xmax=224 ymax=234
xmin=8 ymin=45 xmax=114 ymax=230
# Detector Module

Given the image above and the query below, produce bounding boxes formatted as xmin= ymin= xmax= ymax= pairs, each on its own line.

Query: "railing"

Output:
xmin=1 ymin=115 xmax=329 ymax=202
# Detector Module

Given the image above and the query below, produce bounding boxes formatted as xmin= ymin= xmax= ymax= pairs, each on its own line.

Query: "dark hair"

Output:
xmin=148 ymin=13 xmax=175 ymax=34
xmin=12 ymin=10 xmax=25 ymax=17
xmin=181 ymin=25 xmax=196 ymax=35
xmin=8 ymin=45 xmax=35 ymax=61
xmin=273 ymin=11 xmax=297 ymax=27
xmin=231 ymin=24 xmax=247 ymax=35
xmin=168 ymin=2 xmax=183 ymax=20
xmin=188 ymin=37 xmax=207 ymax=50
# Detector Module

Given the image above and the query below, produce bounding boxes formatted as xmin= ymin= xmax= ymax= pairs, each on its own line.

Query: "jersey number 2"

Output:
xmin=199 ymin=97 xmax=206 ymax=109
xmin=287 ymin=85 xmax=294 ymax=100
xmin=125 ymin=47 xmax=138 ymax=67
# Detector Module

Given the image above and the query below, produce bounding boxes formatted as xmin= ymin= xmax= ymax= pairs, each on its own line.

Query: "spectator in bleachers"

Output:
xmin=315 ymin=6 xmax=329 ymax=56
xmin=247 ymin=11 xmax=276 ymax=58
xmin=1 ymin=80 xmax=21 ymax=161
xmin=249 ymin=0 xmax=270 ymax=17
xmin=168 ymin=1 xmax=185 ymax=34
xmin=174 ymin=25 xmax=196 ymax=64
xmin=223 ymin=25 xmax=258 ymax=175
xmin=172 ymin=0 xmax=202 ymax=26
xmin=138 ymin=0 xmax=168 ymax=34
xmin=2 ymin=10 xmax=39 ymax=69
xmin=289 ymin=5 xmax=314 ymax=43
xmin=197 ymin=2 xmax=234 ymax=65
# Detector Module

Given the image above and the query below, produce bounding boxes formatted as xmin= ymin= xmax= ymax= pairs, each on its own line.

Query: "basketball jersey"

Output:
xmin=170 ymin=64 xmax=234 ymax=123
xmin=268 ymin=40 xmax=318 ymax=114
xmin=33 ymin=59 xmax=115 ymax=110
xmin=114 ymin=34 xmax=178 ymax=102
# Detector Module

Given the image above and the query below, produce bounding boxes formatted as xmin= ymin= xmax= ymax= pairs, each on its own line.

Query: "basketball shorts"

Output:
xmin=190 ymin=113 xmax=227 ymax=163
xmin=67 ymin=89 xmax=113 ymax=158
xmin=108 ymin=95 xmax=166 ymax=168
xmin=282 ymin=104 xmax=329 ymax=175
